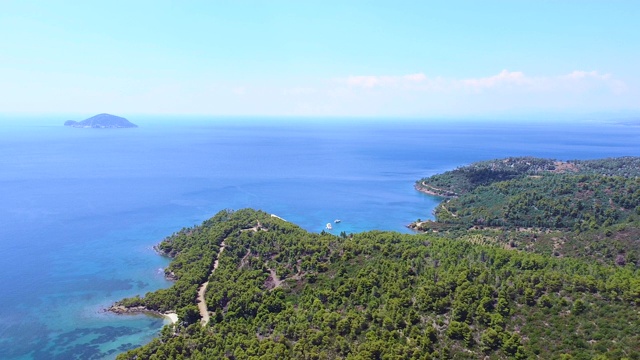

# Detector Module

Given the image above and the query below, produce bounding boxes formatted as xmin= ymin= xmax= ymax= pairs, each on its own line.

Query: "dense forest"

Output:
xmin=413 ymin=157 xmax=640 ymax=267
xmin=115 ymin=205 xmax=640 ymax=359
xmin=415 ymin=156 xmax=640 ymax=197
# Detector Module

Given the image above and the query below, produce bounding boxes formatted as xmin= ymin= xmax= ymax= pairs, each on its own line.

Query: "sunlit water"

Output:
xmin=1 ymin=116 xmax=638 ymax=359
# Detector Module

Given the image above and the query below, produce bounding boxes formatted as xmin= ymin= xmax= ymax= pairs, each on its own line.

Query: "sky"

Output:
xmin=1 ymin=0 xmax=639 ymax=118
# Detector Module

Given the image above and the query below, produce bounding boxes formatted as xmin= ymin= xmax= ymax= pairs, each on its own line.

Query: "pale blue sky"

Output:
xmin=1 ymin=0 xmax=639 ymax=117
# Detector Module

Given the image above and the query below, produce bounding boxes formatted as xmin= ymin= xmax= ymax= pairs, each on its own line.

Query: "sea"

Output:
xmin=0 ymin=116 xmax=639 ymax=359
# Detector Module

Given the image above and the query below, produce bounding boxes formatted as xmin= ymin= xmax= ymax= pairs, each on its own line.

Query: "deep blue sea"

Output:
xmin=1 ymin=116 xmax=639 ymax=359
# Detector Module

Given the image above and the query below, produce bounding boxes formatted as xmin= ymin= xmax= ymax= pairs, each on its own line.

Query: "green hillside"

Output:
xmin=427 ymin=173 xmax=640 ymax=230
xmin=116 ymin=209 xmax=640 ymax=360
xmin=415 ymin=156 xmax=640 ymax=197
xmin=412 ymin=157 xmax=640 ymax=266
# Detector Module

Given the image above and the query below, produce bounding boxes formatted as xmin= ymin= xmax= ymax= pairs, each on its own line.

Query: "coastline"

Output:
xmin=108 ymin=305 xmax=179 ymax=324
xmin=270 ymin=213 xmax=287 ymax=222
xmin=106 ymin=235 xmax=186 ymax=327
xmin=163 ymin=312 xmax=179 ymax=324
xmin=414 ymin=182 xmax=457 ymax=198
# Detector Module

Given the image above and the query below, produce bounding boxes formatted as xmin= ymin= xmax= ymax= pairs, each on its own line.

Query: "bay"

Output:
xmin=0 ymin=116 xmax=638 ymax=359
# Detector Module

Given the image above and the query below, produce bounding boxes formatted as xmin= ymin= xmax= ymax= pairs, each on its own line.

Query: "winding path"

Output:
xmin=197 ymin=240 xmax=226 ymax=325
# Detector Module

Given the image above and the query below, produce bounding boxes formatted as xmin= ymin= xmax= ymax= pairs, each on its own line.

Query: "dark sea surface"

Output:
xmin=0 ymin=116 xmax=639 ymax=359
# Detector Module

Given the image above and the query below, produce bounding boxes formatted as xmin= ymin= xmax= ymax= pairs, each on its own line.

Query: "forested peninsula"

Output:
xmin=113 ymin=157 xmax=640 ymax=360
xmin=413 ymin=156 xmax=640 ymax=266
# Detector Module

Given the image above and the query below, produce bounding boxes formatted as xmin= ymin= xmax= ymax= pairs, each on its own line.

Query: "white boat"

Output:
xmin=326 ymin=223 xmax=332 ymax=230
xmin=334 ymin=219 xmax=341 ymax=223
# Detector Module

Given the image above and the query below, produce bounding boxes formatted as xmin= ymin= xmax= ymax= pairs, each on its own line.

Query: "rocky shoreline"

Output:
xmin=414 ymin=182 xmax=458 ymax=198
xmin=152 ymin=245 xmax=179 ymax=280
xmin=108 ymin=304 xmax=153 ymax=315
xmin=107 ymin=304 xmax=178 ymax=324
xmin=105 ymin=246 xmax=179 ymax=322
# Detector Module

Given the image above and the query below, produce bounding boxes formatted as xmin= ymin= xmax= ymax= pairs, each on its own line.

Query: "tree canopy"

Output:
xmin=116 ymin=207 xmax=640 ymax=359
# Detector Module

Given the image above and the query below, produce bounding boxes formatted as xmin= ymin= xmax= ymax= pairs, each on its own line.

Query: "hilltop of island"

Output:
xmin=64 ymin=113 xmax=138 ymax=128
xmin=112 ymin=157 xmax=640 ymax=360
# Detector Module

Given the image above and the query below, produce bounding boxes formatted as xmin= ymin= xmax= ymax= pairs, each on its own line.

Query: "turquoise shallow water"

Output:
xmin=0 ymin=117 xmax=639 ymax=359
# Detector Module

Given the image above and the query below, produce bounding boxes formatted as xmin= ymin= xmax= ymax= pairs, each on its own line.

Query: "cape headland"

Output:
xmin=110 ymin=157 xmax=640 ymax=360
xmin=64 ymin=113 xmax=138 ymax=128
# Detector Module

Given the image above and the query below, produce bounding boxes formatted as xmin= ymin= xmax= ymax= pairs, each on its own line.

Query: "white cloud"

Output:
xmin=346 ymin=75 xmax=382 ymax=88
xmin=341 ymin=69 xmax=625 ymax=94
xmin=345 ymin=72 xmax=428 ymax=88
xmin=320 ymin=69 xmax=635 ymax=116
xmin=403 ymin=73 xmax=427 ymax=82
xmin=560 ymin=70 xmax=626 ymax=93
xmin=461 ymin=70 xmax=528 ymax=89
xmin=0 ymin=66 xmax=632 ymax=117
xmin=563 ymin=70 xmax=610 ymax=80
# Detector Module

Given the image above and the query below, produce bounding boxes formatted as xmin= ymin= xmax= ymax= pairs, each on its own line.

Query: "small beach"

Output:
xmin=164 ymin=313 xmax=178 ymax=324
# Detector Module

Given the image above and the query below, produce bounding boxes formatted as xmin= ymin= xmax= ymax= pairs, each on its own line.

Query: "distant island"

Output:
xmin=64 ymin=113 xmax=138 ymax=128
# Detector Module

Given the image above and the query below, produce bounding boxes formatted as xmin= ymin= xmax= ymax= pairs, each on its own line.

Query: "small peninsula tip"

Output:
xmin=64 ymin=113 xmax=138 ymax=128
